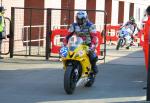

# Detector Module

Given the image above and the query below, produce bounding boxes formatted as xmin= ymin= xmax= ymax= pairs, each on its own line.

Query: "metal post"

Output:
xmin=38 ymin=27 xmax=41 ymax=55
xmin=29 ymin=9 xmax=32 ymax=56
xmin=45 ymin=8 xmax=51 ymax=60
xmin=68 ymin=0 xmax=71 ymax=27
xmin=1 ymin=0 xmax=2 ymax=7
xmin=26 ymin=27 xmax=29 ymax=55
xmin=103 ymin=11 xmax=107 ymax=63
xmin=9 ymin=7 xmax=15 ymax=58
xmin=68 ymin=9 xmax=71 ymax=28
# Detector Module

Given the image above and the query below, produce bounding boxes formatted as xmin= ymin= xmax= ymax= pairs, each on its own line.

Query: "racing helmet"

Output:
xmin=129 ymin=16 xmax=135 ymax=23
xmin=76 ymin=11 xmax=88 ymax=25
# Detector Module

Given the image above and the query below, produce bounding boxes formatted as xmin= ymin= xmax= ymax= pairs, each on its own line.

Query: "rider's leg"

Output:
xmin=126 ymin=34 xmax=133 ymax=49
xmin=89 ymin=51 xmax=98 ymax=74
xmin=130 ymin=34 xmax=136 ymax=46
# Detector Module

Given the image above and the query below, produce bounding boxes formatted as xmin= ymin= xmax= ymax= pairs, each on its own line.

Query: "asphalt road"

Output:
xmin=0 ymin=46 xmax=147 ymax=103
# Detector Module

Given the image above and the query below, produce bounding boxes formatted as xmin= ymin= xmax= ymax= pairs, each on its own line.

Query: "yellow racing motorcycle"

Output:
xmin=60 ymin=36 xmax=96 ymax=94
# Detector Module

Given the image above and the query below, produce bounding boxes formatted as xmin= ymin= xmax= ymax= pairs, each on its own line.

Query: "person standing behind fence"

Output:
xmin=0 ymin=6 xmax=5 ymax=59
xmin=144 ymin=5 xmax=150 ymax=70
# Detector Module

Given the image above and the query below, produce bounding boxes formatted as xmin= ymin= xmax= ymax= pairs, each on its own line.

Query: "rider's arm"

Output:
xmin=63 ymin=24 xmax=75 ymax=46
xmin=120 ymin=21 xmax=129 ymax=29
xmin=89 ymin=24 xmax=97 ymax=46
xmin=132 ymin=23 xmax=140 ymax=36
xmin=135 ymin=23 xmax=140 ymax=31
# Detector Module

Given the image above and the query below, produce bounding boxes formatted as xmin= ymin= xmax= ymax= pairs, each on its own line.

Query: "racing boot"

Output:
xmin=126 ymin=46 xmax=130 ymax=49
xmin=91 ymin=61 xmax=98 ymax=75
xmin=89 ymin=51 xmax=98 ymax=74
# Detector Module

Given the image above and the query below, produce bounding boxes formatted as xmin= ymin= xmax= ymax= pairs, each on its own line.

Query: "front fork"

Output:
xmin=65 ymin=61 xmax=81 ymax=82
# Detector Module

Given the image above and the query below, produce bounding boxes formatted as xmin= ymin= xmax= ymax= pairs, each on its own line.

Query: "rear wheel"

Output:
xmin=64 ymin=66 xmax=76 ymax=94
xmin=85 ymin=73 xmax=95 ymax=87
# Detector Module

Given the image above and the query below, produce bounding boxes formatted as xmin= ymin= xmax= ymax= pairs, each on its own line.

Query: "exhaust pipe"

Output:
xmin=76 ymin=77 xmax=89 ymax=87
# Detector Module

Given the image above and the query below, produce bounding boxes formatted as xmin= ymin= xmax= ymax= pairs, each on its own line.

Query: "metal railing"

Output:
xmin=10 ymin=7 xmax=107 ymax=61
xmin=22 ymin=25 xmax=45 ymax=55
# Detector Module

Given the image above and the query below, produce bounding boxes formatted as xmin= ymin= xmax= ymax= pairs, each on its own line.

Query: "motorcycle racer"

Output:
xmin=119 ymin=17 xmax=140 ymax=49
xmin=63 ymin=11 xmax=98 ymax=74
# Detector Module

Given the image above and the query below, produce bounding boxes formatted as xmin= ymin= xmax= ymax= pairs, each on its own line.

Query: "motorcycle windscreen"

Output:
xmin=119 ymin=27 xmax=130 ymax=37
xmin=68 ymin=36 xmax=83 ymax=51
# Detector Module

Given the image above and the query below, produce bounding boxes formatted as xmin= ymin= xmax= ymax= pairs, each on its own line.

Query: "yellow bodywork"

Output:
xmin=61 ymin=45 xmax=91 ymax=76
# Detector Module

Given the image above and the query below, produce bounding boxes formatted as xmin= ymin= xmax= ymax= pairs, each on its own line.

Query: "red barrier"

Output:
xmin=106 ymin=25 xmax=120 ymax=42
xmin=50 ymin=29 xmax=102 ymax=55
xmin=96 ymin=31 xmax=102 ymax=55
xmin=51 ymin=29 xmax=68 ymax=53
xmin=136 ymin=30 xmax=144 ymax=46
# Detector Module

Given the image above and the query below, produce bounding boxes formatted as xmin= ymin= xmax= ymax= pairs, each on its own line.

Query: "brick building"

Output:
xmin=2 ymin=0 xmax=149 ymax=25
xmin=1 ymin=0 xmax=150 ymax=55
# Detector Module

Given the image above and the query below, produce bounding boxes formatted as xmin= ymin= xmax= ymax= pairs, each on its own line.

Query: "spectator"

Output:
xmin=143 ymin=5 xmax=150 ymax=70
xmin=0 ymin=6 xmax=5 ymax=59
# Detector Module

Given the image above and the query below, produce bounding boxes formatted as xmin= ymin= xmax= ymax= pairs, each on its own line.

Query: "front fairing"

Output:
xmin=60 ymin=37 xmax=91 ymax=73
xmin=118 ymin=27 xmax=132 ymax=46
xmin=62 ymin=37 xmax=88 ymax=60
xmin=119 ymin=27 xmax=130 ymax=38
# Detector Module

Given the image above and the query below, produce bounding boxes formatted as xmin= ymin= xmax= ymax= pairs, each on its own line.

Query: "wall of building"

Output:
xmin=95 ymin=0 xmax=105 ymax=31
xmin=111 ymin=0 xmax=119 ymax=25
xmin=124 ymin=2 xmax=130 ymax=23
xmin=134 ymin=2 xmax=148 ymax=27
xmin=1 ymin=0 xmax=150 ymax=51
xmin=3 ymin=0 xmax=24 ymax=18
xmin=110 ymin=0 xmax=150 ymax=26
xmin=45 ymin=0 xmax=61 ymax=29
xmin=2 ymin=0 xmax=150 ymax=27
xmin=75 ymin=0 xmax=86 ymax=10
xmin=44 ymin=0 xmax=105 ymax=29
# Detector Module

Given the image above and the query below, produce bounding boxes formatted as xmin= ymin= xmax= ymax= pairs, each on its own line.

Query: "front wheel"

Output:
xmin=116 ymin=39 xmax=123 ymax=50
xmin=64 ymin=66 xmax=76 ymax=94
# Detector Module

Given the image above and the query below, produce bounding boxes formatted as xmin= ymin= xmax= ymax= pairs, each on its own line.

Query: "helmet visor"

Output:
xmin=76 ymin=18 xmax=85 ymax=25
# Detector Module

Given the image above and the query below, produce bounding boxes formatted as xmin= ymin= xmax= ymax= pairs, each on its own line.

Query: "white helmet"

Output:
xmin=76 ymin=11 xmax=88 ymax=25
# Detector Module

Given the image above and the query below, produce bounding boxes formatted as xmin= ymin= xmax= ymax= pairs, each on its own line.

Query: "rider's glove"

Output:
xmin=131 ymin=35 xmax=134 ymax=40
xmin=63 ymin=38 xmax=67 ymax=46
xmin=90 ymin=44 xmax=96 ymax=51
